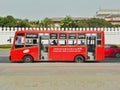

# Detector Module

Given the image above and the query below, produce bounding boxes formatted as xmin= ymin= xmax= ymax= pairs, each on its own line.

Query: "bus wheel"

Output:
xmin=115 ymin=53 xmax=120 ymax=58
xmin=75 ymin=56 xmax=84 ymax=63
xmin=23 ymin=55 xmax=33 ymax=63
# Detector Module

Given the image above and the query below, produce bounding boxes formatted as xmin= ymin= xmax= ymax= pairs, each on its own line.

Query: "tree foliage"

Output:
xmin=60 ymin=16 xmax=77 ymax=28
xmin=0 ymin=15 xmax=119 ymax=28
xmin=60 ymin=16 xmax=114 ymax=28
xmin=39 ymin=17 xmax=54 ymax=28
xmin=0 ymin=15 xmax=30 ymax=27
xmin=16 ymin=19 xmax=31 ymax=27
xmin=0 ymin=17 xmax=4 ymax=27
xmin=86 ymin=18 xmax=112 ymax=28
xmin=75 ymin=20 xmax=88 ymax=28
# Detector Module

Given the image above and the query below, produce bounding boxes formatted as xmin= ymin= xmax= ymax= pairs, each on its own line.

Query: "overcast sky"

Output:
xmin=0 ymin=0 xmax=120 ymax=20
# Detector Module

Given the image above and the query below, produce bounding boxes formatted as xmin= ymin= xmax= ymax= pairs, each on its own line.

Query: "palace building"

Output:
xmin=96 ymin=9 xmax=120 ymax=25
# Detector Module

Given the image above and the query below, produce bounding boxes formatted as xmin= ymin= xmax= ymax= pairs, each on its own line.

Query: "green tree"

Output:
xmin=40 ymin=18 xmax=54 ymax=28
xmin=16 ymin=19 xmax=30 ymax=27
xmin=76 ymin=20 xmax=88 ymax=28
xmin=87 ymin=18 xmax=112 ymax=28
xmin=0 ymin=16 xmax=31 ymax=27
xmin=29 ymin=20 xmax=40 ymax=27
xmin=112 ymin=24 xmax=120 ymax=27
xmin=3 ymin=16 xmax=16 ymax=27
xmin=60 ymin=16 xmax=76 ymax=28
xmin=0 ymin=17 xmax=4 ymax=27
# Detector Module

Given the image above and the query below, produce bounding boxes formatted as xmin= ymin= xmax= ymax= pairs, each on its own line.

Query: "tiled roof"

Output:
xmin=96 ymin=9 xmax=120 ymax=15
xmin=51 ymin=17 xmax=90 ymax=22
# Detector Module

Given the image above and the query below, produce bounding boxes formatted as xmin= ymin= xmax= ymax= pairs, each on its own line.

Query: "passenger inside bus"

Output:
xmin=72 ymin=40 xmax=75 ymax=45
xmin=15 ymin=37 xmax=24 ymax=45
xmin=80 ymin=40 xmax=85 ymax=45
xmin=52 ymin=40 xmax=57 ymax=45
xmin=40 ymin=41 xmax=44 ymax=50
xmin=65 ymin=40 xmax=66 ymax=45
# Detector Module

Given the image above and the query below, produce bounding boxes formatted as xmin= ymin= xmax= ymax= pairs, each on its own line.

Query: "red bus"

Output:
xmin=9 ymin=30 xmax=105 ymax=63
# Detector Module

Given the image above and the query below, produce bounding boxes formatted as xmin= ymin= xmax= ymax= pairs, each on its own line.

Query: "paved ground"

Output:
xmin=0 ymin=49 xmax=10 ymax=56
xmin=0 ymin=50 xmax=120 ymax=90
xmin=0 ymin=63 xmax=120 ymax=90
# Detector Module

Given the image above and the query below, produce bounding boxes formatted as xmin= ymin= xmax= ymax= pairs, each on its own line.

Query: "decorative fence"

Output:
xmin=0 ymin=27 xmax=120 ymax=45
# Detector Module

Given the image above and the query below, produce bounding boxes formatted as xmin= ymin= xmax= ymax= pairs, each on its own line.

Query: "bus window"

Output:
xmin=15 ymin=33 xmax=25 ymax=48
xmin=50 ymin=40 xmax=57 ymax=45
xmin=68 ymin=34 xmax=76 ymax=45
xmin=33 ymin=39 xmax=37 ymax=44
xmin=78 ymin=34 xmax=86 ymax=45
xmin=50 ymin=33 xmax=58 ymax=45
xmin=97 ymin=34 xmax=102 ymax=45
xmin=26 ymin=33 xmax=38 ymax=47
xmin=16 ymin=37 xmax=24 ymax=45
xmin=59 ymin=34 xmax=67 ymax=45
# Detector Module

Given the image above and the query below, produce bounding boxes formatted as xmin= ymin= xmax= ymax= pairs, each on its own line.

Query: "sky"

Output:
xmin=0 ymin=0 xmax=120 ymax=20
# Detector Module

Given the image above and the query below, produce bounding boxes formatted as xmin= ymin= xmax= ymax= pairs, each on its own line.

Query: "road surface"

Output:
xmin=0 ymin=63 xmax=120 ymax=90
xmin=0 ymin=50 xmax=120 ymax=90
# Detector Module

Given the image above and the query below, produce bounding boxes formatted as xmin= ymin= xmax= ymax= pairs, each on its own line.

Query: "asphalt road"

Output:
xmin=1 ymin=50 xmax=120 ymax=89
xmin=0 ymin=50 xmax=10 ymax=63
xmin=0 ymin=63 xmax=120 ymax=90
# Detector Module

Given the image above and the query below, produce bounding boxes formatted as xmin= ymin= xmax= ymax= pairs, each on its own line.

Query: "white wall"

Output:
xmin=0 ymin=27 xmax=120 ymax=45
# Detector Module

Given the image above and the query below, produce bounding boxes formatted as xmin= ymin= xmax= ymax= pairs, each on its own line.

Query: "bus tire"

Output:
xmin=23 ymin=55 xmax=33 ymax=63
xmin=75 ymin=55 xmax=84 ymax=63
xmin=115 ymin=53 xmax=120 ymax=58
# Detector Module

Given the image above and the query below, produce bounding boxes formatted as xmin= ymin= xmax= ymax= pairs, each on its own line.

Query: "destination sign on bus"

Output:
xmin=50 ymin=34 xmax=57 ymax=39
xmin=26 ymin=34 xmax=38 ymax=38
xmin=69 ymin=34 xmax=76 ymax=39
xmin=59 ymin=34 xmax=67 ymax=39
xmin=78 ymin=34 xmax=85 ymax=39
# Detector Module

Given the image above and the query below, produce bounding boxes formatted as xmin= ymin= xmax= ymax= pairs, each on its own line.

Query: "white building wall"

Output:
xmin=96 ymin=9 xmax=120 ymax=16
xmin=0 ymin=28 xmax=15 ymax=45
xmin=0 ymin=27 xmax=120 ymax=45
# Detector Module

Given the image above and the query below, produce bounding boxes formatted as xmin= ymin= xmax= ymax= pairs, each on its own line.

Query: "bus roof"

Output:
xmin=15 ymin=30 xmax=104 ymax=34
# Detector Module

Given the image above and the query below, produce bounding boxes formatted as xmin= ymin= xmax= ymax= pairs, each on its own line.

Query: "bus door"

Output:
xmin=39 ymin=34 xmax=49 ymax=61
xmin=86 ymin=34 xmax=96 ymax=61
